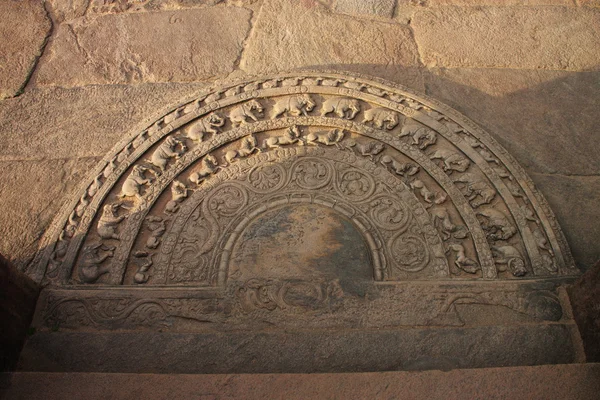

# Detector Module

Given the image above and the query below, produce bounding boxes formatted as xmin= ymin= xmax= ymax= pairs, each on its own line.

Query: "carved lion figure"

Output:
xmin=362 ymin=107 xmax=399 ymax=129
xmin=320 ymin=97 xmax=360 ymax=119
xmin=225 ymin=135 xmax=260 ymax=164
xmin=229 ymin=99 xmax=264 ymax=126
xmin=119 ymin=165 xmax=153 ymax=199
xmin=305 ymin=129 xmax=345 ymax=148
xmin=97 ymin=204 xmax=126 ymax=240
xmin=271 ymin=94 xmax=316 ymax=118
xmin=186 ymin=112 xmax=225 ymax=142
xmin=79 ymin=242 xmax=115 ymax=284
xmin=263 ymin=126 xmax=303 ymax=149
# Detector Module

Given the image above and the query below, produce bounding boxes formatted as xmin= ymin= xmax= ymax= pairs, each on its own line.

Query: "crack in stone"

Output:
xmin=12 ymin=1 xmax=55 ymax=98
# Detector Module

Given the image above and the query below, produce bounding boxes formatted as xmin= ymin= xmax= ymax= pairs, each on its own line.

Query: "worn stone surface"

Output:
xmin=18 ymin=324 xmax=578 ymax=373
xmin=334 ymin=0 xmax=397 ymax=18
xmin=412 ymin=7 xmax=600 ymax=70
xmin=240 ymin=1 xmax=423 ymax=90
xmin=0 ymin=255 xmax=38 ymax=371
xmin=423 ymin=0 xmax=575 ymax=5
xmin=0 ymin=0 xmax=52 ymax=99
xmin=0 ymin=159 xmax=98 ymax=271
xmin=33 ymin=6 xmax=252 ymax=87
xmin=4 ymin=364 xmax=600 ymax=400
xmin=569 ymin=261 xmax=600 ymax=362
xmin=0 ymin=83 xmax=207 ymax=161
xmin=424 ymin=68 xmax=600 ymax=176
xmin=532 ymin=174 xmax=600 ymax=271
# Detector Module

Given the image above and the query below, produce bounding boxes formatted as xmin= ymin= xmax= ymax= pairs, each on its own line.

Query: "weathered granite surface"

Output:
xmin=569 ymin=261 xmax=600 ymax=362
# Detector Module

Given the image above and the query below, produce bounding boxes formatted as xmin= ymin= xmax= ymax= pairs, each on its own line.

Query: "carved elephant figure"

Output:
xmin=150 ymin=137 xmax=186 ymax=172
xmin=476 ymin=208 xmax=517 ymax=241
xmin=320 ymin=97 xmax=360 ymax=119
xmin=229 ymin=100 xmax=264 ymax=126
xmin=119 ymin=165 xmax=153 ymax=199
xmin=362 ymin=107 xmax=399 ymax=129
xmin=185 ymin=112 xmax=225 ymax=142
xmin=271 ymin=94 xmax=316 ymax=118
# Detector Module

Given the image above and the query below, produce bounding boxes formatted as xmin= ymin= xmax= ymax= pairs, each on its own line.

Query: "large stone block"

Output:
xmin=569 ymin=261 xmax=600 ymax=362
xmin=0 ymin=0 xmax=51 ymax=99
xmin=33 ymin=6 xmax=252 ymax=86
xmin=334 ymin=0 xmax=397 ymax=18
xmin=18 ymin=324 xmax=579 ymax=373
xmin=240 ymin=1 xmax=423 ymax=90
xmin=412 ymin=7 xmax=600 ymax=70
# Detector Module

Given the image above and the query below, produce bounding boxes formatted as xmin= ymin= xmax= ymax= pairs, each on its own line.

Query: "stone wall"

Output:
xmin=0 ymin=0 xmax=598 ymax=273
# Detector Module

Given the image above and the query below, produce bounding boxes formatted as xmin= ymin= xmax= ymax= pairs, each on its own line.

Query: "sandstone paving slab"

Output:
xmin=0 ymin=83 xmax=207 ymax=161
xmin=3 ymin=364 xmax=600 ymax=400
xmin=412 ymin=6 xmax=600 ymax=70
xmin=334 ymin=0 xmax=397 ymax=18
xmin=424 ymin=68 xmax=600 ymax=176
xmin=531 ymin=173 xmax=600 ymax=271
xmin=240 ymin=0 xmax=423 ymax=90
xmin=33 ymin=6 xmax=252 ymax=87
xmin=0 ymin=0 xmax=52 ymax=99
xmin=421 ymin=0 xmax=575 ymax=5
xmin=0 ymin=158 xmax=99 ymax=271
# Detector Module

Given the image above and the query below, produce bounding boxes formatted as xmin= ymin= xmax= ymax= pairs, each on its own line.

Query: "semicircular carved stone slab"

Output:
xmin=27 ymin=71 xmax=579 ymax=289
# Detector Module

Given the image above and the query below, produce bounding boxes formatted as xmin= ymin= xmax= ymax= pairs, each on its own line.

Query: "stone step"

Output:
xmin=2 ymin=363 xmax=600 ymax=400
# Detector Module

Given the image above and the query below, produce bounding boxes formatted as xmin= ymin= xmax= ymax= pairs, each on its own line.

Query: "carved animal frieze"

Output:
xmin=225 ymin=135 xmax=260 ymax=164
xmin=362 ymin=107 xmax=399 ymax=129
xmin=454 ymin=172 xmax=496 ymax=208
xmin=380 ymin=155 xmax=419 ymax=177
xmin=476 ymin=208 xmax=517 ymax=241
xmin=447 ymin=244 xmax=479 ymax=274
xmin=429 ymin=149 xmax=470 ymax=173
xmin=320 ymin=97 xmax=360 ymax=119
xmin=229 ymin=99 xmax=264 ymax=126
xmin=97 ymin=204 xmax=127 ymax=240
xmin=165 ymin=180 xmax=188 ymax=213
xmin=491 ymin=245 xmax=527 ymax=277
xmin=189 ymin=154 xmax=221 ymax=185
xmin=410 ymin=179 xmax=447 ymax=206
xmin=29 ymin=72 xmax=576 ymax=288
xmin=119 ymin=165 xmax=153 ymax=199
xmin=347 ymin=140 xmax=384 ymax=160
xmin=306 ymin=129 xmax=345 ymax=148
xmin=400 ymin=123 xmax=437 ymax=150
xmin=150 ymin=137 xmax=187 ymax=172
xmin=133 ymin=251 xmax=153 ymax=284
xmin=78 ymin=242 xmax=115 ymax=283
xmin=186 ymin=113 xmax=225 ymax=142
xmin=272 ymin=94 xmax=316 ymax=118
xmin=263 ymin=126 xmax=303 ymax=149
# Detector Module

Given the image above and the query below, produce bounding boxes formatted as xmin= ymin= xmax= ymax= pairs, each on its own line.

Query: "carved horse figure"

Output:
xmin=119 ymin=165 xmax=153 ymax=199
xmin=150 ymin=136 xmax=187 ymax=172
xmin=271 ymin=94 xmax=316 ymax=118
xmin=380 ymin=155 xmax=419 ymax=176
xmin=185 ymin=112 xmax=225 ymax=142
xmin=263 ymin=126 xmax=303 ymax=149
xmin=225 ymin=135 xmax=260 ymax=163
xmin=362 ymin=107 xmax=399 ymax=129
xmin=320 ymin=97 xmax=360 ymax=119
xmin=229 ymin=100 xmax=264 ymax=126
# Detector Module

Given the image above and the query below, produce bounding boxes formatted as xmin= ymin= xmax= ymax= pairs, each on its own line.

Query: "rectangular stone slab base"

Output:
xmin=18 ymin=324 xmax=580 ymax=374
